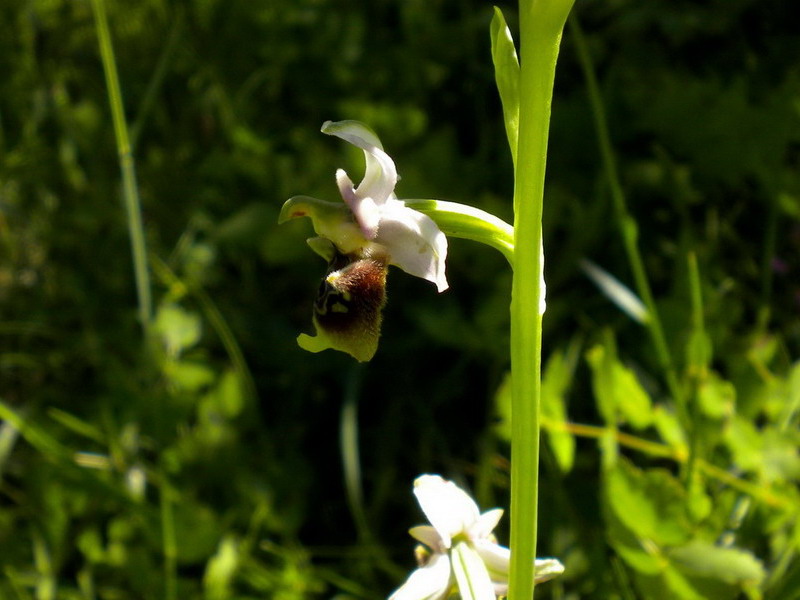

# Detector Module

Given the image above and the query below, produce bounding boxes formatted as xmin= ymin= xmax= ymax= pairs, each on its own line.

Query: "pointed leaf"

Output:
xmin=580 ymin=259 xmax=648 ymax=323
xmin=490 ymin=7 xmax=520 ymax=165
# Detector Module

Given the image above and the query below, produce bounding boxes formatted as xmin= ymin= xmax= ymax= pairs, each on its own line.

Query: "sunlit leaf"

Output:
xmin=722 ymin=415 xmax=800 ymax=484
xmin=587 ymin=335 xmax=653 ymax=429
xmin=667 ymin=542 xmax=764 ymax=586
xmin=167 ymin=360 xmax=216 ymax=392
xmin=653 ymin=404 xmax=688 ymax=454
xmin=203 ymin=535 xmax=241 ymax=599
xmin=155 ymin=303 xmax=202 ymax=357
xmin=605 ymin=460 xmax=690 ymax=546
xmin=697 ymin=372 xmax=735 ymax=419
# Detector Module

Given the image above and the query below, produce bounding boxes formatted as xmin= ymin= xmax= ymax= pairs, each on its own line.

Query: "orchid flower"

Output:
xmin=279 ymin=120 xmax=449 ymax=361
xmin=388 ymin=475 xmax=564 ymax=600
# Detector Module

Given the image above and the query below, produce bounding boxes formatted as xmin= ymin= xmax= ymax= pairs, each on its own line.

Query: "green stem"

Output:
xmin=568 ymin=16 xmax=684 ymax=415
xmin=541 ymin=417 xmax=792 ymax=509
xmin=91 ymin=0 xmax=153 ymax=332
xmin=684 ymin=252 xmax=706 ymax=487
xmin=159 ymin=479 xmax=178 ymax=600
xmin=404 ymin=199 xmax=515 ymax=263
xmin=510 ymin=1 xmax=573 ymax=598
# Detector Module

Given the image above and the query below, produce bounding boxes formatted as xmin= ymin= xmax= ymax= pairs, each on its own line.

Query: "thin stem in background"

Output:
xmin=685 ymin=252 xmax=706 ymax=488
xmin=510 ymin=1 xmax=573 ymax=598
xmin=540 ymin=417 xmax=792 ymax=509
xmin=568 ymin=16 xmax=684 ymax=416
xmin=340 ymin=365 xmax=369 ymax=541
xmin=159 ymin=478 xmax=178 ymax=600
xmin=130 ymin=10 xmax=183 ymax=150
xmin=91 ymin=0 xmax=153 ymax=332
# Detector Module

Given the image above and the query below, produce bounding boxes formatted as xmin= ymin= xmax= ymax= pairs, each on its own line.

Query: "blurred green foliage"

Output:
xmin=1 ymin=0 xmax=799 ymax=598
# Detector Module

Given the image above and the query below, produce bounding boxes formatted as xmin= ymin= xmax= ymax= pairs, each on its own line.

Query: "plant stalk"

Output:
xmin=509 ymin=1 xmax=573 ymax=598
xmin=91 ymin=0 xmax=153 ymax=332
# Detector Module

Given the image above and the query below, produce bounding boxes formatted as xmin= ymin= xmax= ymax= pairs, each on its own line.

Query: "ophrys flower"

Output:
xmin=280 ymin=121 xmax=449 ymax=361
xmin=388 ymin=474 xmax=565 ymax=600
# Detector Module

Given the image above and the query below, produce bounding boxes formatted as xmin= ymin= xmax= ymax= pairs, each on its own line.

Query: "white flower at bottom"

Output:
xmin=388 ymin=475 xmax=564 ymax=600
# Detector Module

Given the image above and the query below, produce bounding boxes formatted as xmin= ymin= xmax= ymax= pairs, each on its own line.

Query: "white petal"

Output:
xmin=413 ymin=475 xmax=480 ymax=547
xmin=474 ymin=542 xmax=565 ymax=594
xmin=356 ymin=145 xmax=397 ymax=207
xmin=387 ymin=552 xmax=452 ymax=600
xmin=533 ymin=558 xmax=565 ymax=583
xmin=376 ymin=202 xmax=448 ymax=292
xmin=409 ymin=526 xmax=446 ymax=553
xmin=451 ymin=541 xmax=496 ymax=600
xmin=322 ymin=119 xmax=383 ymax=149
xmin=471 ymin=509 xmax=504 ymax=540
xmin=473 ymin=539 xmax=510 ymax=582
xmin=336 ymin=169 xmax=380 ymax=239
xmin=322 ymin=120 xmax=397 ymax=206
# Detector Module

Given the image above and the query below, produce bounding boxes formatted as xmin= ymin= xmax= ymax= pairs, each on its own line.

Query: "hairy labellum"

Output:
xmin=297 ymin=250 xmax=388 ymax=362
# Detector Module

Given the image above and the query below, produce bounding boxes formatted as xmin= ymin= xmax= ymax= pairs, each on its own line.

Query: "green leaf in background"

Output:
xmin=203 ymin=535 xmax=241 ymax=600
xmin=586 ymin=344 xmax=617 ymax=425
xmin=667 ymin=542 xmax=764 ymax=587
xmin=605 ymin=460 xmax=690 ymax=547
xmin=696 ymin=372 xmax=735 ymax=419
xmin=685 ymin=329 xmax=713 ymax=376
xmin=155 ymin=303 xmax=202 ymax=358
xmin=202 ymin=369 xmax=245 ymax=421
xmin=540 ymin=341 xmax=580 ymax=472
xmin=725 ymin=417 xmax=800 ymax=483
xmin=489 ymin=7 xmax=520 ymax=166
xmin=780 ymin=360 xmax=800 ymax=429
xmin=494 ymin=373 xmax=512 ymax=442
xmin=605 ymin=466 xmax=762 ymax=599
xmin=168 ymin=501 xmax=223 ymax=565
xmin=586 ymin=333 xmax=653 ymax=430
xmin=652 ymin=404 xmax=688 ymax=456
xmin=685 ymin=473 xmax=712 ymax=523
xmin=495 ymin=342 xmax=578 ymax=473
xmin=165 ymin=360 xmax=217 ymax=393
xmin=765 ymin=554 xmax=800 ymax=600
